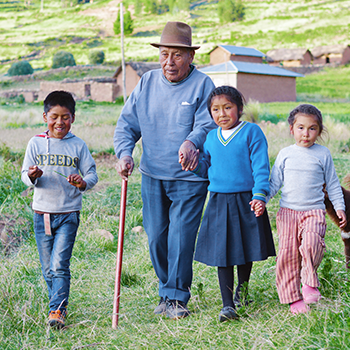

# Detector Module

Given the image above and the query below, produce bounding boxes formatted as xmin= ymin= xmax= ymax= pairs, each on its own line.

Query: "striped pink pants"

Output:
xmin=276 ymin=207 xmax=326 ymax=304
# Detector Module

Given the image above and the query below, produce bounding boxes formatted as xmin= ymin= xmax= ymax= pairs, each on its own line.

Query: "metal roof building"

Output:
xmin=200 ymin=61 xmax=303 ymax=103
xmin=209 ymin=45 xmax=266 ymax=65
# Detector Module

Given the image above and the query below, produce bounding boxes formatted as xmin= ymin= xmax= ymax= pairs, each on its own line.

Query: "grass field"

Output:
xmin=1 ymin=0 xmax=350 ymax=73
xmin=1 ymin=90 xmax=350 ymax=348
xmin=1 ymin=116 xmax=350 ymax=349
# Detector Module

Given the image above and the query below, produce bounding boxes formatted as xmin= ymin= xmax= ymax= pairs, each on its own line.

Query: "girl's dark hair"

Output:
xmin=44 ymin=90 xmax=76 ymax=115
xmin=207 ymin=85 xmax=245 ymax=118
xmin=288 ymin=104 xmax=324 ymax=134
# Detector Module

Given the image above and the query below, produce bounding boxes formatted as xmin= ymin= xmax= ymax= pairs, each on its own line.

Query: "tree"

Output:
xmin=113 ymin=9 xmax=133 ymax=35
xmin=217 ymin=0 xmax=245 ymax=24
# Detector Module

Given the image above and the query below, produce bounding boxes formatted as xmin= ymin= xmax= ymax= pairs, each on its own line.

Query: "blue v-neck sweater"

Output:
xmin=193 ymin=121 xmax=270 ymax=201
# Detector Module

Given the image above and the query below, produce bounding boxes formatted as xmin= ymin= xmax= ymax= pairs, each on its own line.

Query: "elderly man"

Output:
xmin=113 ymin=21 xmax=215 ymax=319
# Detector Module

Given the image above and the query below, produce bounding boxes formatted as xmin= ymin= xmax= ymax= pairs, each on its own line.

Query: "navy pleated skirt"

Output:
xmin=194 ymin=191 xmax=276 ymax=267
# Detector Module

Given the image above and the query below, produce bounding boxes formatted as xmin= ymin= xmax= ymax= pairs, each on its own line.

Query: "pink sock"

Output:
xmin=302 ymin=284 xmax=321 ymax=304
xmin=290 ymin=300 xmax=309 ymax=315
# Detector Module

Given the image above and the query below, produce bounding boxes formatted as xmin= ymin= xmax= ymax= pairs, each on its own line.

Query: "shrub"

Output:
xmin=7 ymin=61 xmax=33 ymax=76
xmin=89 ymin=50 xmax=105 ymax=65
xmin=52 ymin=50 xmax=76 ymax=69
xmin=113 ymin=9 xmax=133 ymax=35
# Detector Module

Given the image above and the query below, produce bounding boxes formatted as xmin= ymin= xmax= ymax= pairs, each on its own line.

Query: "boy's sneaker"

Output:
xmin=48 ymin=309 xmax=66 ymax=329
xmin=302 ymin=284 xmax=321 ymax=304
xmin=154 ymin=297 xmax=166 ymax=315
xmin=219 ymin=306 xmax=239 ymax=322
xmin=165 ymin=299 xmax=190 ymax=319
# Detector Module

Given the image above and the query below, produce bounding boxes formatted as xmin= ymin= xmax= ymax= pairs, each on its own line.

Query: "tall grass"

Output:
xmin=1 ymin=179 xmax=350 ymax=349
xmin=1 ymin=112 xmax=350 ymax=348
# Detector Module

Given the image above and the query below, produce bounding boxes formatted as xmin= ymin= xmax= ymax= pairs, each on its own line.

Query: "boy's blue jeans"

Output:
xmin=34 ymin=212 xmax=79 ymax=313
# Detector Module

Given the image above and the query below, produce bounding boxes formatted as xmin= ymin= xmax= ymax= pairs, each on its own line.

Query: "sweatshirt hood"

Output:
xmin=35 ymin=131 xmax=76 ymax=154
xmin=35 ymin=130 xmax=75 ymax=139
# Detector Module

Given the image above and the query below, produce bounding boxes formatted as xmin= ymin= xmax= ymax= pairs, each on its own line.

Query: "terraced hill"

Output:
xmin=1 ymin=0 xmax=350 ymax=74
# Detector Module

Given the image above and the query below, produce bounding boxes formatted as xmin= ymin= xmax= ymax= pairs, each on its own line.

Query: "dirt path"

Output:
xmin=79 ymin=0 xmax=124 ymax=36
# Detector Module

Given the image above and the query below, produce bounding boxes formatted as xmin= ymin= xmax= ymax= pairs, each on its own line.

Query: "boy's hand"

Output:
xmin=115 ymin=156 xmax=134 ymax=180
xmin=67 ymin=174 xmax=86 ymax=190
xmin=337 ymin=210 xmax=347 ymax=229
xmin=178 ymin=140 xmax=199 ymax=171
xmin=28 ymin=165 xmax=43 ymax=183
xmin=249 ymin=199 xmax=266 ymax=217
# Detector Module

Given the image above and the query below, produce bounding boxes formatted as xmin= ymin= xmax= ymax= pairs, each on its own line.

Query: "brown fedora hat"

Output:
xmin=151 ymin=21 xmax=200 ymax=50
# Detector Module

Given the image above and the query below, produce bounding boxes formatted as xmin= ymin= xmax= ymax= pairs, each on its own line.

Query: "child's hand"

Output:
xmin=28 ymin=165 xmax=43 ymax=183
xmin=67 ymin=174 xmax=86 ymax=190
xmin=337 ymin=210 xmax=347 ymax=229
xmin=249 ymin=199 xmax=266 ymax=217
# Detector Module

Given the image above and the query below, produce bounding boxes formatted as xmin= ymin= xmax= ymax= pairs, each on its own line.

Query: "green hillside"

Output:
xmin=1 ymin=0 xmax=350 ymax=74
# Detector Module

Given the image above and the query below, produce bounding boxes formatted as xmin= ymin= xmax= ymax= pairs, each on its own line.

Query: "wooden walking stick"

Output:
xmin=112 ymin=178 xmax=128 ymax=329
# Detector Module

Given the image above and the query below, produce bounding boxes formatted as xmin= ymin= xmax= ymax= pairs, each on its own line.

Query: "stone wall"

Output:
xmin=90 ymin=81 xmax=120 ymax=102
xmin=0 ymin=66 xmax=120 ymax=103
xmin=2 ymin=65 xmax=115 ymax=82
xmin=39 ymin=81 xmax=88 ymax=100
xmin=38 ymin=77 xmax=119 ymax=102
xmin=0 ymin=89 xmax=39 ymax=102
xmin=282 ymin=64 xmax=339 ymax=75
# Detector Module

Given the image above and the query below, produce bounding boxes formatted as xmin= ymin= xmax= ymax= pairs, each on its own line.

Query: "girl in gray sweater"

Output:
xmin=268 ymin=104 xmax=346 ymax=315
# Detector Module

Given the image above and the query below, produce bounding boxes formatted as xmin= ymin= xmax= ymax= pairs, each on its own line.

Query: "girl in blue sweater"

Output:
xmin=184 ymin=86 xmax=276 ymax=322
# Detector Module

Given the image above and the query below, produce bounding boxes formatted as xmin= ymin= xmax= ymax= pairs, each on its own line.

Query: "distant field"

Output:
xmin=1 ymin=0 xmax=350 ymax=73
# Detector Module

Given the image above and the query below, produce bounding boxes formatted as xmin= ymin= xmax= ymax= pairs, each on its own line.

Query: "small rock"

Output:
xmin=132 ymin=226 xmax=143 ymax=233
xmin=90 ymin=229 xmax=114 ymax=242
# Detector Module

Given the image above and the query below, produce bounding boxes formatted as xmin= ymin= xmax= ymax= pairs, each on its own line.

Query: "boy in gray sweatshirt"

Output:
xmin=21 ymin=91 xmax=98 ymax=328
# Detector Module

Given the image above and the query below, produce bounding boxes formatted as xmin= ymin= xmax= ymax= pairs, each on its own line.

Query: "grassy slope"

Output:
xmin=1 ymin=0 xmax=350 ymax=72
xmin=297 ymin=65 xmax=350 ymax=101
